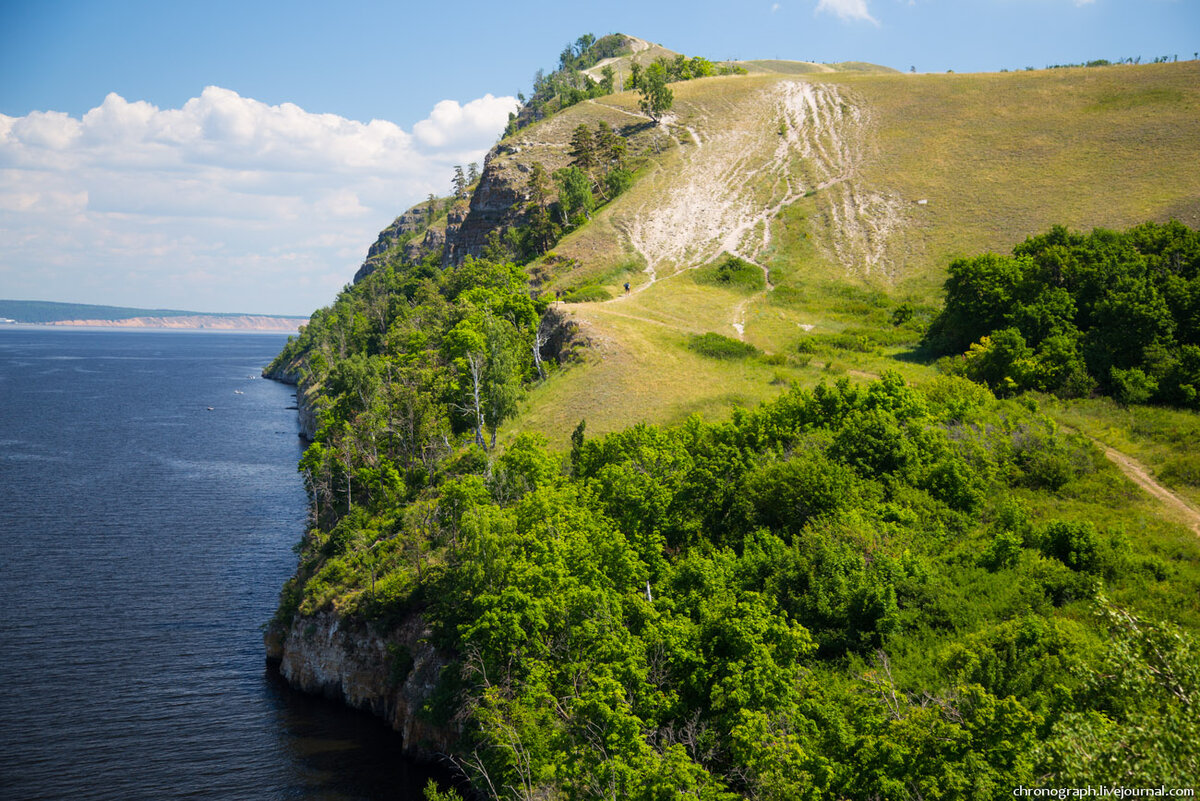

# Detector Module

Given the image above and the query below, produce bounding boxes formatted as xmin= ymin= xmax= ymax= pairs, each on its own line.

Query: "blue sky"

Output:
xmin=1 ymin=0 xmax=1197 ymax=315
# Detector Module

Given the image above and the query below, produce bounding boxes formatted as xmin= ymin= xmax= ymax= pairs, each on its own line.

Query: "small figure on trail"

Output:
xmin=624 ymin=282 xmax=631 ymax=294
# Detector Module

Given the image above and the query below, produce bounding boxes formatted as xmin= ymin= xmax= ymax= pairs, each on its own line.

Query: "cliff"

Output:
xmin=266 ymin=611 xmax=457 ymax=755
xmin=353 ymin=197 xmax=453 ymax=283
xmin=261 ymin=362 xmax=319 ymax=440
xmin=443 ymin=149 xmax=529 ymax=265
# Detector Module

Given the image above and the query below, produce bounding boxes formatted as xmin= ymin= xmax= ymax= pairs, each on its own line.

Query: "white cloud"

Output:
xmin=815 ymin=0 xmax=878 ymax=24
xmin=412 ymin=94 xmax=518 ymax=149
xmin=0 ymin=88 xmax=518 ymax=314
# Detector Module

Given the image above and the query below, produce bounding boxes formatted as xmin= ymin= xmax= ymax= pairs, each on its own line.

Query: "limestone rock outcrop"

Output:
xmin=266 ymin=611 xmax=457 ymax=755
xmin=443 ymin=152 xmax=529 ymax=265
xmin=353 ymin=201 xmax=447 ymax=282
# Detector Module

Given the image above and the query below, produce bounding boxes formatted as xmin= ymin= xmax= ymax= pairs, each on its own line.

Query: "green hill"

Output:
xmin=264 ymin=40 xmax=1200 ymax=799
xmin=501 ymin=60 xmax=1200 ymax=444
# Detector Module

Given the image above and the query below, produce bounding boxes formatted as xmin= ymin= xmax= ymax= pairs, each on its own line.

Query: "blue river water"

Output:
xmin=0 ymin=329 xmax=443 ymax=801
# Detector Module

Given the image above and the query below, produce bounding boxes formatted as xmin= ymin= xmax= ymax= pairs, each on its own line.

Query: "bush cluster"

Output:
xmin=926 ymin=221 xmax=1200 ymax=406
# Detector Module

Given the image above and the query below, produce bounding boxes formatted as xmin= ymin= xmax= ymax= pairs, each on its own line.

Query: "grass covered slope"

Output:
xmin=506 ymin=60 xmax=1200 ymax=446
xmin=853 ymin=61 xmax=1200 ymax=297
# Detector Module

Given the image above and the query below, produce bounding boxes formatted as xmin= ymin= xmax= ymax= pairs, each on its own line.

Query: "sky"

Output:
xmin=1 ymin=0 xmax=1197 ymax=316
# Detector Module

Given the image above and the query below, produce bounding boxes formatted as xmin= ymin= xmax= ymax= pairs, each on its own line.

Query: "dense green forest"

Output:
xmin=269 ymin=246 xmax=1200 ymax=798
xmin=925 ymin=221 xmax=1200 ymax=407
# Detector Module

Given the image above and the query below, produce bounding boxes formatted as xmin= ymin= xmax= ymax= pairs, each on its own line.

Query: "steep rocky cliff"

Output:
xmin=443 ymin=149 xmax=530 ymax=265
xmin=266 ymin=611 xmax=457 ymax=755
xmin=261 ymin=362 xmax=319 ymax=440
xmin=353 ymin=197 xmax=453 ymax=283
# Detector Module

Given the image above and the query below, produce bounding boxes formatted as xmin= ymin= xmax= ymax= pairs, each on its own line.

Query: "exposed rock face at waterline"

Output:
xmin=260 ymin=363 xmax=318 ymax=440
xmin=266 ymin=612 xmax=457 ymax=754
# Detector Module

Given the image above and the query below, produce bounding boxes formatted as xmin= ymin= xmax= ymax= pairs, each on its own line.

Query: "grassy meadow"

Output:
xmin=510 ymin=62 xmax=1200 ymax=477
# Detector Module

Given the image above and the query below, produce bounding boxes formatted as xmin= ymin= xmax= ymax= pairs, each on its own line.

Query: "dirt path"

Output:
xmin=587 ymin=100 xmax=654 ymax=122
xmin=608 ymin=79 xmax=908 ymax=332
xmin=1095 ymin=441 xmax=1200 ymax=536
xmin=583 ymin=305 xmax=692 ymax=331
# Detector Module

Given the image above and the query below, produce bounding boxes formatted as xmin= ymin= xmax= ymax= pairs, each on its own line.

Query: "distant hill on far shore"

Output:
xmin=0 ymin=300 xmax=308 ymax=332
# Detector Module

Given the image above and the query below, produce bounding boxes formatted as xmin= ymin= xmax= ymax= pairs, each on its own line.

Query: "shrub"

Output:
xmin=1039 ymin=520 xmax=1102 ymax=574
xmin=1159 ymin=455 xmax=1200 ymax=487
xmin=688 ymin=332 xmax=760 ymax=359
xmin=980 ymin=528 xmax=1024 ymax=571
xmin=562 ymin=284 xmax=612 ymax=303
xmin=1111 ymin=367 xmax=1158 ymax=405
xmin=693 ymin=253 xmax=766 ymax=291
xmin=796 ymin=333 xmax=873 ymax=354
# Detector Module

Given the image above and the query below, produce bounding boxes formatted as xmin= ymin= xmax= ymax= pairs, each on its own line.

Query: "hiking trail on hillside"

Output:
xmin=606 ymin=80 xmax=905 ymax=340
xmin=1096 ymin=440 xmax=1200 ymax=536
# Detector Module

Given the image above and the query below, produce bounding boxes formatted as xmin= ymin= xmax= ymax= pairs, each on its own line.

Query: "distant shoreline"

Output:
xmin=0 ymin=320 xmax=301 ymax=334
xmin=0 ymin=300 xmax=308 ymax=332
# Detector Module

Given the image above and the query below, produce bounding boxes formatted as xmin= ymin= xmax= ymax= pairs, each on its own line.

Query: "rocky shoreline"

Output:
xmin=261 ymin=363 xmax=319 ymax=441
xmin=261 ymin=364 xmax=460 ymax=757
xmin=265 ymin=611 xmax=457 ymax=756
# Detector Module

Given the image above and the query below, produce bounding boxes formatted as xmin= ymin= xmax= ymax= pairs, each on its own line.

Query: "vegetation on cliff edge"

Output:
xmin=270 ymin=248 xmax=1200 ymax=798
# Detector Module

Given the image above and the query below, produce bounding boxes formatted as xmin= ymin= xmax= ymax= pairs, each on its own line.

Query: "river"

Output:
xmin=0 ymin=328 xmax=444 ymax=800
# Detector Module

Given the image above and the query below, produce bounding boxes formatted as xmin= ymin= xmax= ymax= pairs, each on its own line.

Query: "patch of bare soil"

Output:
xmin=1100 ymin=443 xmax=1200 ymax=536
xmin=619 ymin=80 xmax=907 ymax=296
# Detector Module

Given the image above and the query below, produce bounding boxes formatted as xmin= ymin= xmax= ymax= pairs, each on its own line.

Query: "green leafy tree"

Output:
xmin=554 ymin=166 xmax=595 ymax=225
xmin=1038 ymin=600 xmax=1200 ymax=784
xmin=638 ymin=60 xmax=674 ymax=121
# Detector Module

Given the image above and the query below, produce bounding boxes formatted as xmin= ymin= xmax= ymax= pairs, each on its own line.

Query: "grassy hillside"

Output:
xmin=503 ymin=61 xmax=1200 ymax=448
xmin=851 ymin=62 xmax=1200 ymax=297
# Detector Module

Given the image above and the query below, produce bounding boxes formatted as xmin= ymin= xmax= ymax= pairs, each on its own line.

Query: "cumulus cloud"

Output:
xmin=815 ymin=0 xmax=878 ymax=24
xmin=413 ymin=94 xmax=520 ymax=149
xmin=0 ymin=88 xmax=518 ymax=314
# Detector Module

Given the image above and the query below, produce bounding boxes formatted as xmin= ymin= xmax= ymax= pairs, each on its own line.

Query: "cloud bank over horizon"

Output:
xmin=0 ymin=87 xmax=517 ymax=315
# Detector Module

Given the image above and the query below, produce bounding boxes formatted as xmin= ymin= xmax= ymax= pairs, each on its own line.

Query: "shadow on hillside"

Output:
xmin=891 ymin=346 xmax=935 ymax=365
